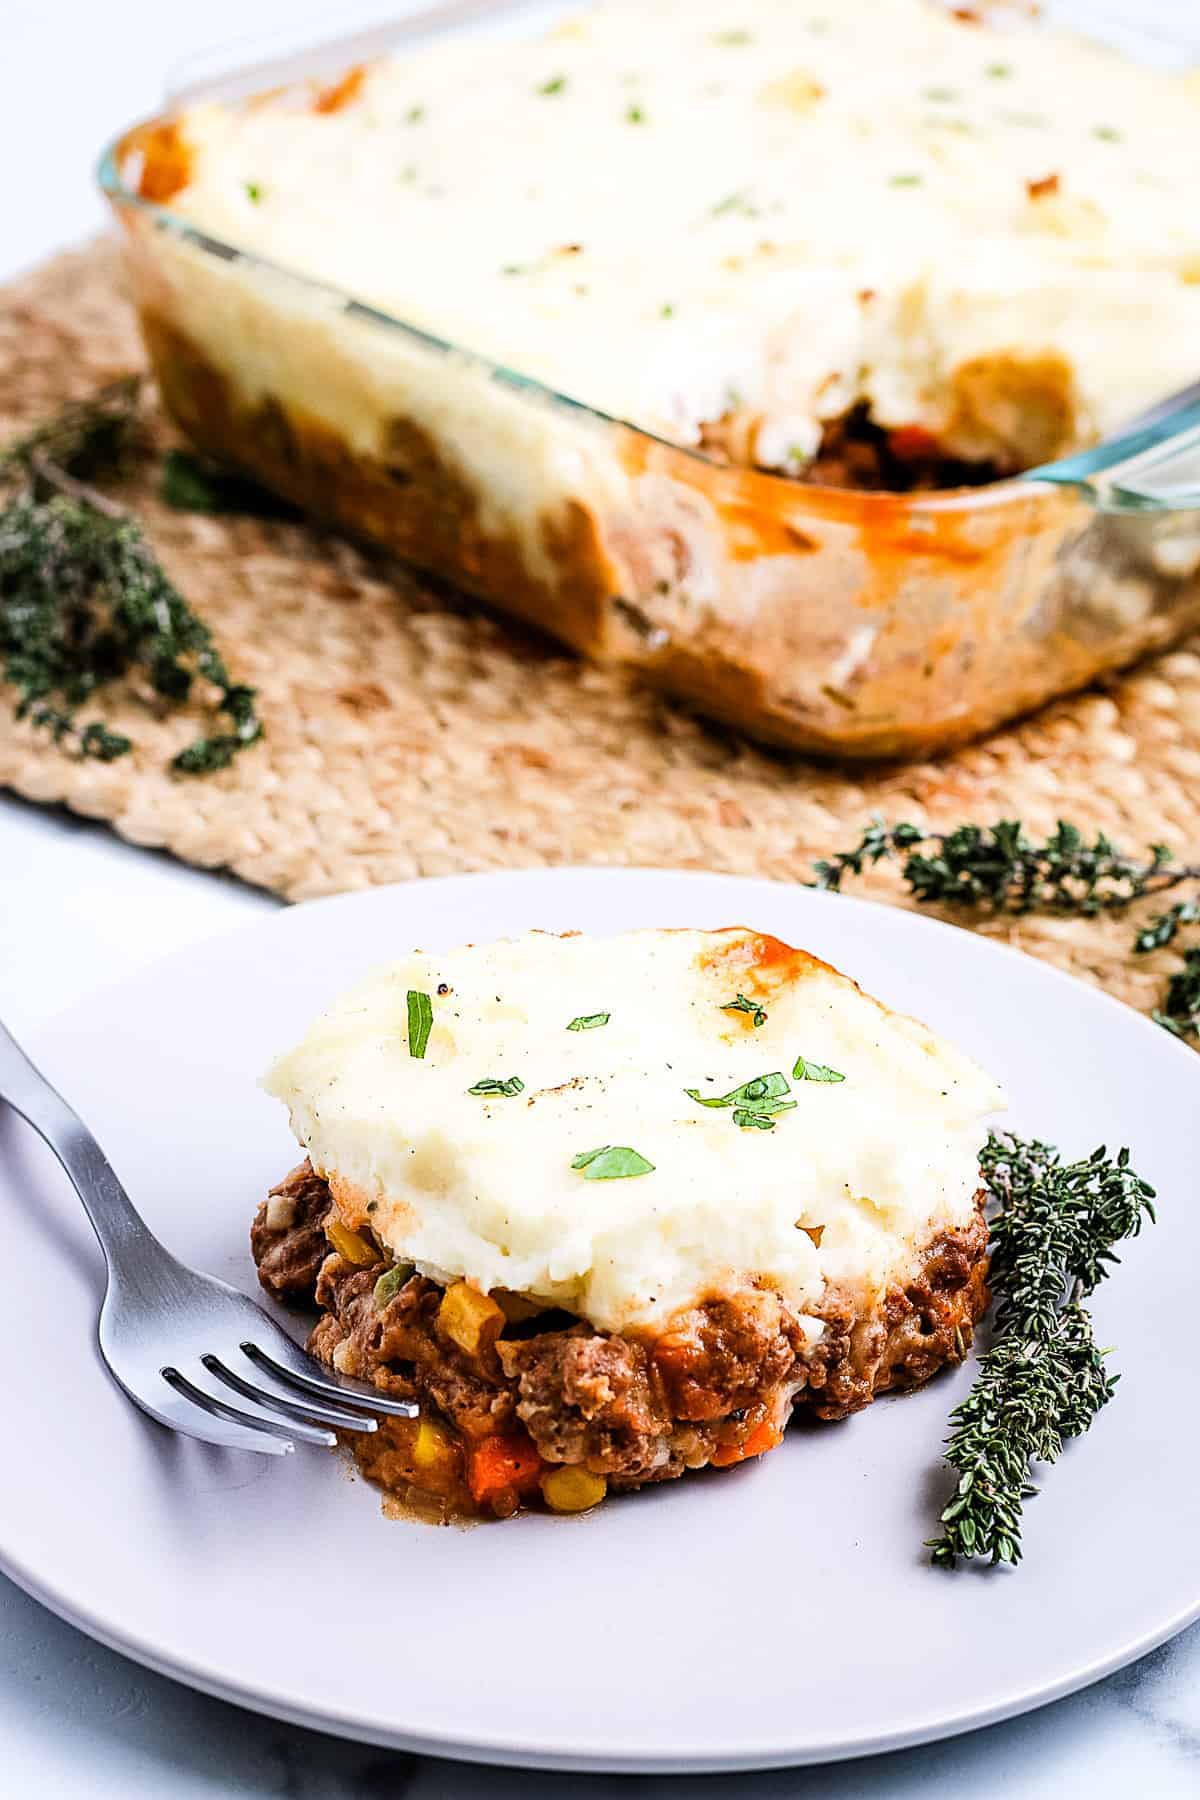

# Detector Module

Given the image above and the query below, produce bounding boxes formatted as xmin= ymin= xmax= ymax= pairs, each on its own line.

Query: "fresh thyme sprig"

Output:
xmin=812 ymin=816 xmax=1200 ymax=914
xmin=811 ymin=817 xmax=1200 ymax=1037
xmin=1154 ymin=947 xmax=1200 ymax=1040
xmin=1134 ymin=898 xmax=1200 ymax=953
xmin=0 ymin=384 xmax=262 ymax=773
xmin=0 ymin=377 xmax=146 ymax=485
xmin=927 ymin=1131 xmax=1155 ymax=1568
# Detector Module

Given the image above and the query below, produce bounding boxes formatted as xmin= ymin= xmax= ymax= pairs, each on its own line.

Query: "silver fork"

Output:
xmin=0 ymin=1018 xmax=417 ymax=1455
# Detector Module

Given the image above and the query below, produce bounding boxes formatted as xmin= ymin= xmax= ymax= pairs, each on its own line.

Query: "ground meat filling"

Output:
xmin=250 ymin=1160 xmax=334 ymax=1300
xmin=797 ymin=407 xmax=1007 ymax=492
xmin=499 ymin=1328 xmax=672 ymax=1479
xmin=699 ymin=403 xmax=1008 ymax=492
xmin=311 ymin=1260 xmax=518 ymax=1439
xmin=250 ymin=1161 xmax=989 ymax=1515
xmin=651 ymin=1290 xmax=804 ymax=1421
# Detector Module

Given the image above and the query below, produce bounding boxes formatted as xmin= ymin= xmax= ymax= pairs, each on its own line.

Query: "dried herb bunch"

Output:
xmin=812 ymin=817 xmax=1200 ymax=1038
xmin=0 ymin=382 xmax=261 ymax=772
xmin=928 ymin=1132 xmax=1155 ymax=1568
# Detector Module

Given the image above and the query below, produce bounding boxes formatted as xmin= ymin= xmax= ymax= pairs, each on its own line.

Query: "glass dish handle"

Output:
xmin=1025 ymin=398 xmax=1200 ymax=514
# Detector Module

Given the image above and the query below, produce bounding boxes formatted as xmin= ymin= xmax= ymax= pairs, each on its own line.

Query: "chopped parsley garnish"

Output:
xmin=713 ymin=28 xmax=752 ymax=45
xmin=923 ymin=86 xmax=958 ymax=102
xmin=889 ymin=173 xmax=923 ymax=187
xmin=567 ymin=1012 xmax=610 ymax=1031
xmin=244 ymin=182 xmax=262 ymax=202
xmin=538 ymin=75 xmax=567 ymax=95
xmin=1092 ymin=124 xmax=1122 ymax=142
xmin=686 ymin=1071 xmax=792 ymax=1111
xmin=688 ymin=1061 xmax=840 ymax=1124
xmin=405 ymin=104 xmax=426 ymax=124
xmin=793 ymin=1054 xmax=846 ymax=1084
xmin=986 ymin=62 xmax=1013 ymax=79
xmin=467 ymin=1076 xmax=525 ymax=1097
xmin=373 ymin=1264 xmax=414 ymax=1308
xmin=660 ymin=302 xmax=676 ymax=318
xmin=501 ymin=264 xmax=527 ymax=276
xmin=733 ymin=1105 xmax=794 ymax=1131
xmin=571 ymin=1145 xmax=655 ymax=1180
xmin=722 ymin=993 xmax=767 ymax=1027
xmin=625 ymin=103 xmax=646 ymax=123
xmin=406 ymin=990 xmax=434 ymax=1059
xmin=711 ymin=190 xmax=759 ymax=217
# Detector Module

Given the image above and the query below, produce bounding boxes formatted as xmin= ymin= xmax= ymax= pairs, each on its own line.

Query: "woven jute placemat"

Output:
xmin=3 ymin=241 xmax=1199 ymax=1023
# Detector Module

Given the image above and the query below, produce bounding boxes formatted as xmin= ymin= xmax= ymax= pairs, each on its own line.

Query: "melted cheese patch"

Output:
xmin=158 ymin=0 xmax=1200 ymax=467
xmin=264 ymin=928 xmax=1004 ymax=1332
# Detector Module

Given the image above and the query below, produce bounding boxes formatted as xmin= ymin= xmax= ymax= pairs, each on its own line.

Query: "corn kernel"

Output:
xmin=437 ymin=1281 xmax=505 ymax=1356
xmin=411 ymin=1418 xmax=454 ymax=1471
xmin=326 ymin=1219 xmax=377 ymax=1266
xmin=541 ymin=1466 xmax=607 ymax=1513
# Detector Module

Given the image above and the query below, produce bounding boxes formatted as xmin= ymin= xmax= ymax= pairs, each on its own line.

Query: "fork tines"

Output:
xmin=162 ymin=1341 xmax=418 ymax=1453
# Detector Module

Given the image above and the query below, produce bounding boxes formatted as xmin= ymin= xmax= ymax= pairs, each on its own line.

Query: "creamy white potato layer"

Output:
xmin=152 ymin=0 xmax=1200 ymax=470
xmin=264 ymin=928 xmax=1005 ymax=1332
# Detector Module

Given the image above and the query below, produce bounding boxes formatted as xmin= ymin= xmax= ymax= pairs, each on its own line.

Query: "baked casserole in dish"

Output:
xmin=254 ymin=926 xmax=1002 ymax=1520
xmin=100 ymin=0 xmax=1200 ymax=756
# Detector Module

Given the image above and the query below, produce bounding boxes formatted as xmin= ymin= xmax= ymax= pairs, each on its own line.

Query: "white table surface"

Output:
xmin=3 ymin=2 xmax=1200 ymax=1794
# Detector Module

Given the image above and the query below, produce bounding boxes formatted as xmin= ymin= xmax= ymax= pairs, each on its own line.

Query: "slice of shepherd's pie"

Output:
xmin=254 ymin=928 xmax=1004 ymax=1520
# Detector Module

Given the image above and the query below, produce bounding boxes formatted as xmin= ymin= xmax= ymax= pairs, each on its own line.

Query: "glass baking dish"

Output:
xmin=96 ymin=1 xmax=1200 ymax=760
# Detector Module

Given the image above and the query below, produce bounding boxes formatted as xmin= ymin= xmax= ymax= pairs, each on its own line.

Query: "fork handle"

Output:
xmin=0 ymin=1016 xmax=166 ymax=1269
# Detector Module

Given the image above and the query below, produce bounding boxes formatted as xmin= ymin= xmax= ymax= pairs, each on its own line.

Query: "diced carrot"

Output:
xmin=133 ymin=120 xmax=193 ymax=204
xmin=1026 ymin=172 xmax=1061 ymax=202
xmin=652 ymin=1334 xmax=725 ymax=1421
xmin=467 ymin=1432 xmax=543 ymax=1505
xmin=888 ymin=424 xmax=940 ymax=463
xmin=711 ymin=1419 xmax=785 ymax=1469
xmin=314 ymin=66 xmax=366 ymax=115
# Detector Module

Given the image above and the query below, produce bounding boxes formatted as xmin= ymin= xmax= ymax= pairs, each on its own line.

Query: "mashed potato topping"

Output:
xmin=264 ymin=928 xmax=1004 ymax=1333
xmin=151 ymin=0 xmax=1200 ymax=471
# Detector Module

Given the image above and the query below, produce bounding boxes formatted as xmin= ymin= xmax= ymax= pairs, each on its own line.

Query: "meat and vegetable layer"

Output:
xmin=256 ymin=926 xmax=1003 ymax=1520
xmin=253 ymin=1158 xmax=990 ymax=1520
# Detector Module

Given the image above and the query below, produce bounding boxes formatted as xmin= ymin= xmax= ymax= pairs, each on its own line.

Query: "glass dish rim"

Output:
xmin=96 ymin=125 xmax=1061 ymax=520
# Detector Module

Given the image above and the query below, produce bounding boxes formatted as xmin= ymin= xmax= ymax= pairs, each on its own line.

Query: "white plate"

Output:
xmin=2 ymin=868 xmax=1197 ymax=1774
